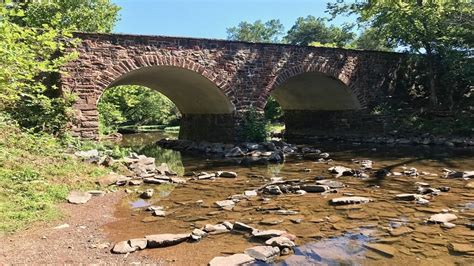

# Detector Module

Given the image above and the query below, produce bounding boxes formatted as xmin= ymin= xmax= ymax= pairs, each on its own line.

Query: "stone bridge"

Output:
xmin=61 ymin=32 xmax=406 ymax=143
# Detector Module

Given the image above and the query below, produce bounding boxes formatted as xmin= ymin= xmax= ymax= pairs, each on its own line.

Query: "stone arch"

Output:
xmin=95 ymin=55 xmax=235 ymax=114
xmin=259 ymin=62 xmax=366 ymax=111
xmin=91 ymin=55 xmax=237 ymax=142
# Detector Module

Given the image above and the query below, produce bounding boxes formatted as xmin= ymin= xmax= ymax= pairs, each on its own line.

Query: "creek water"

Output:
xmin=106 ymin=131 xmax=474 ymax=265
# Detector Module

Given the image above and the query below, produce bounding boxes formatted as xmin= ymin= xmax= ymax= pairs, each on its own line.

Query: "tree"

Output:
xmin=0 ymin=5 xmax=77 ymax=134
xmin=327 ymin=0 xmax=473 ymax=107
xmin=227 ymin=19 xmax=284 ymax=43
xmin=98 ymin=86 xmax=181 ymax=134
xmin=285 ymin=15 xmax=354 ymax=47
xmin=351 ymin=28 xmax=394 ymax=51
xmin=14 ymin=0 xmax=121 ymax=32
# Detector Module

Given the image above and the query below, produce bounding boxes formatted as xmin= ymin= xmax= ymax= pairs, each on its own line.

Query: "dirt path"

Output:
xmin=0 ymin=191 xmax=160 ymax=265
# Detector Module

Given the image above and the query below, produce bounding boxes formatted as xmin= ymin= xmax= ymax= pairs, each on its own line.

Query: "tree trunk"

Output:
xmin=426 ymin=49 xmax=438 ymax=107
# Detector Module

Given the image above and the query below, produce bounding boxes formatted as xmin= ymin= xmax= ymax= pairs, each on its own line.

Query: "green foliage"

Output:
xmin=241 ymin=108 xmax=268 ymax=143
xmin=264 ymin=96 xmax=283 ymax=122
xmin=285 ymin=16 xmax=354 ymax=47
xmin=327 ymin=0 xmax=474 ymax=106
xmin=98 ymin=85 xmax=181 ymax=135
xmin=227 ymin=19 xmax=284 ymax=43
xmin=351 ymin=28 xmax=394 ymax=51
xmin=0 ymin=5 xmax=78 ymax=134
xmin=0 ymin=120 xmax=109 ymax=233
xmin=13 ymin=0 xmax=121 ymax=33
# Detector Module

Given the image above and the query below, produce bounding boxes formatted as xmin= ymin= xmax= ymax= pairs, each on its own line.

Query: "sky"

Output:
xmin=112 ymin=0 xmax=355 ymax=39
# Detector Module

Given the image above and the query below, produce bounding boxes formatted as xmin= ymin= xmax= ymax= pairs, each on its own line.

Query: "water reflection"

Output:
xmin=280 ymin=230 xmax=375 ymax=266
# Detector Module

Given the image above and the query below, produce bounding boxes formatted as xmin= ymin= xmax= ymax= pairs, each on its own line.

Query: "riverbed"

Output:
xmin=106 ymin=132 xmax=474 ymax=265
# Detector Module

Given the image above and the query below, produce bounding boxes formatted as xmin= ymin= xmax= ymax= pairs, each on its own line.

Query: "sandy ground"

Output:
xmin=0 ymin=191 xmax=161 ymax=265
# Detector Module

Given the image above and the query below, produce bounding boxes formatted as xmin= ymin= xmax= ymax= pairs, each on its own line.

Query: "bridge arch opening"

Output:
xmin=266 ymin=70 xmax=362 ymax=142
xmin=270 ymin=71 xmax=361 ymax=111
xmin=99 ymin=65 xmax=236 ymax=142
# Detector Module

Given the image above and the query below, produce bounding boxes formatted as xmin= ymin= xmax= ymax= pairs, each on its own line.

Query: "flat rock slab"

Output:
xmin=265 ymin=236 xmax=296 ymax=248
xmin=429 ymin=213 xmax=457 ymax=223
xmin=300 ymin=185 xmax=330 ymax=193
xmin=233 ymin=222 xmax=255 ymax=233
xmin=112 ymin=241 xmax=137 ymax=254
xmin=215 ymin=200 xmax=235 ymax=208
xmin=217 ymin=171 xmax=238 ymax=178
xmin=129 ymin=238 xmax=147 ymax=250
xmin=390 ymin=227 xmax=414 ymax=236
xmin=145 ymin=233 xmax=190 ymax=248
xmin=330 ymin=196 xmax=372 ymax=205
xmin=394 ymin=194 xmax=423 ymax=201
xmin=316 ymin=179 xmax=345 ymax=188
xmin=245 ymin=246 xmax=280 ymax=262
xmin=448 ymin=242 xmax=474 ymax=254
xmin=252 ymin=229 xmax=292 ymax=240
xmin=67 ymin=191 xmax=92 ymax=204
xmin=209 ymin=253 xmax=255 ymax=266
xmin=259 ymin=218 xmax=283 ymax=225
xmin=364 ymin=243 xmax=396 ymax=257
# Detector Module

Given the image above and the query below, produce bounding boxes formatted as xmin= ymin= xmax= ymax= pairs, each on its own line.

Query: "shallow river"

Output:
xmin=106 ymin=132 xmax=474 ymax=265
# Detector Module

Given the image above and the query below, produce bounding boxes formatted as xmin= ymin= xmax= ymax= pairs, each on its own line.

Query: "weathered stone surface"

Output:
xmin=252 ymin=229 xmax=287 ymax=239
xmin=215 ymin=200 xmax=235 ymax=209
xmin=145 ymin=233 xmax=190 ymax=248
xmin=265 ymin=236 xmax=296 ymax=248
xmin=128 ymin=238 xmax=147 ymax=250
xmin=300 ymin=185 xmax=330 ymax=193
xmin=394 ymin=194 xmax=423 ymax=201
xmin=429 ymin=213 xmax=457 ymax=224
xmin=112 ymin=241 xmax=136 ymax=254
xmin=208 ymin=253 xmax=255 ymax=266
xmin=364 ymin=243 xmax=396 ymax=257
xmin=244 ymin=246 xmax=280 ymax=262
xmin=217 ymin=171 xmax=238 ymax=178
xmin=244 ymin=190 xmax=258 ymax=197
xmin=315 ymin=179 xmax=345 ymax=188
xmin=330 ymin=196 xmax=372 ymax=205
xmin=328 ymin=166 xmax=353 ymax=177
xmin=233 ymin=222 xmax=255 ymax=233
xmin=66 ymin=33 xmax=411 ymax=143
xmin=447 ymin=243 xmax=474 ymax=254
xmin=389 ymin=227 xmax=413 ymax=236
xmin=67 ymin=191 xmax=92 ymax=204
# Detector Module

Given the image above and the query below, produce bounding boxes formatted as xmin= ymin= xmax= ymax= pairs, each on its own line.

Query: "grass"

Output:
xmin=0 ymin=122 xmax=110 ymax=234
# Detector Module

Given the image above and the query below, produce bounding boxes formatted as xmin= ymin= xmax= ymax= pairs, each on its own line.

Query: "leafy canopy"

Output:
xmin=227 ymin=19 xmax=284 ymax=43
xmin=14 ymin=0 xmax=121 ymax=32
xmin=98 ymin=86 xmax=181 ymax=134
xmin=0 ymin=5 xmax=78 ymax=133
xmin=285 ymin=15 xmax=354 ymax=47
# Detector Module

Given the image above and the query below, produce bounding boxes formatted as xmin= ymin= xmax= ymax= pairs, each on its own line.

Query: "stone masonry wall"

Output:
xmin=60 ymin=32 xmax=407 ymax=141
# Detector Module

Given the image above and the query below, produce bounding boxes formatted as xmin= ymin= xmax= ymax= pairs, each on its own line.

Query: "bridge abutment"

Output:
xmin=179 ymin=113 xmax=237 ymax=143
xmin=283 ymin=110 xmax=387 ymax=143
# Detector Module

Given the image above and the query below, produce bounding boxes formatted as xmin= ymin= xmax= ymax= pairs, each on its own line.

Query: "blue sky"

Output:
xmin=112 ymin=0 xmax=355 ymax=39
